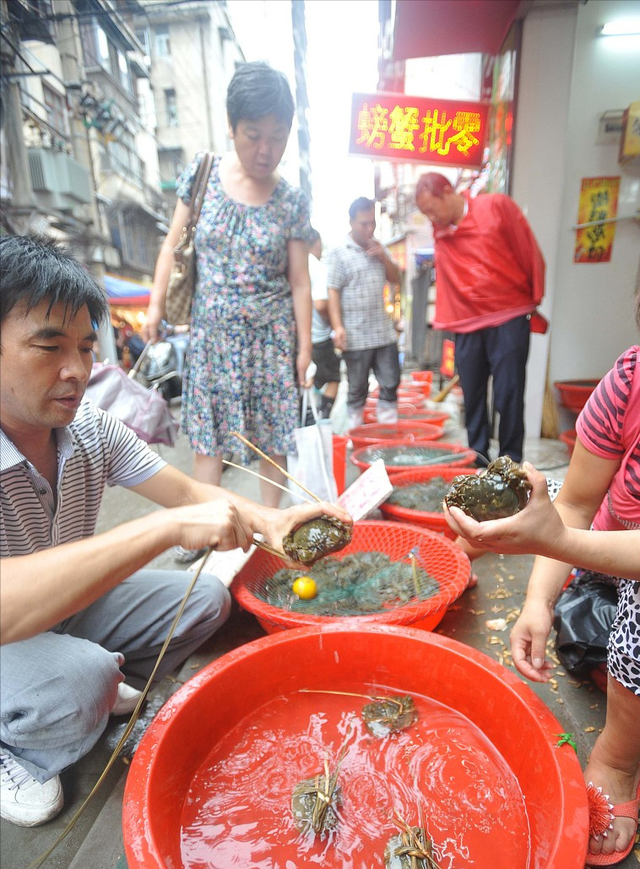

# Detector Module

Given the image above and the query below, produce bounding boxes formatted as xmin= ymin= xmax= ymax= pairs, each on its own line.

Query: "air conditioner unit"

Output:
xmin=28 ymin=149 xmax=92 ymax=211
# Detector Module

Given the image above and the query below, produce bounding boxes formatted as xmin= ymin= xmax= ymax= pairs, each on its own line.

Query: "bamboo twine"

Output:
xmin=222 ymin=458 xmax=314 ymax=504
xmin=231 ymin=431 xmax=322 ymax=503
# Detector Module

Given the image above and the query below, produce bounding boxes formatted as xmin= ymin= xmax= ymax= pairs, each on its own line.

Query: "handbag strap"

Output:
xmin=301 ymin=387 xmax=320 ymax=425
xmin=186 ymin=151 xmax=214 ymax=232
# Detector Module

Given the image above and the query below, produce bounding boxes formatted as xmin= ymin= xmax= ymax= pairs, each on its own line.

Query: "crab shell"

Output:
xmin=282 ymin=515 xmax=352 ymax=565
xmin=444 ymin=456 xmax=532 ymax=522
xmin=362 ymin=695 xmax=418 ymax=738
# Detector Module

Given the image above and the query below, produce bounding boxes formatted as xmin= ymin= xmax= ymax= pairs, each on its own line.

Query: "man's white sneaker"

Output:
xmin=110 ymin=682 xmax=144 ymax=716
xmin=0 ymin=753 xmax=63 ymax=827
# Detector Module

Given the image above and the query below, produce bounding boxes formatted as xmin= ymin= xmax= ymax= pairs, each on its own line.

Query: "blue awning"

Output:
xmin=104 ymin=274 xmax=150 ymax=306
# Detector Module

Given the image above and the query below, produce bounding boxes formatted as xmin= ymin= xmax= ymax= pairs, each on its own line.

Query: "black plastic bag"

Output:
xmin=553 ymin=573 xmax=618 ymax=676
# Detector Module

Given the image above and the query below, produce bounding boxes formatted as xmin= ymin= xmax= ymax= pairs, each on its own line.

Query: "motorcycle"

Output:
xmin=129 ymin=323 xmax=189 ymax=402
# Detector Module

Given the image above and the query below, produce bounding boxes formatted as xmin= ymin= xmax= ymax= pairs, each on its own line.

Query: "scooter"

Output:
xmin=129 ymin=323 xmax=189 ymax=402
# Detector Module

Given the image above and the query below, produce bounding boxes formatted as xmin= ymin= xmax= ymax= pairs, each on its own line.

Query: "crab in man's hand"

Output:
xmin=282 ymin=515 xmax=353 ymax=566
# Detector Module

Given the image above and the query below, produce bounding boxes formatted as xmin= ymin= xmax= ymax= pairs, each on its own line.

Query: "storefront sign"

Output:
xmin=350 ymin=92 xmax=488 ymax=168
xmin=574 ymin=177 xmax=620 ymax=263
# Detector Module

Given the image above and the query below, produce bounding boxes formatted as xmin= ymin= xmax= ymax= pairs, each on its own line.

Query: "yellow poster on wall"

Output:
xmin=574 ymin=176 xmax=620 ymax=263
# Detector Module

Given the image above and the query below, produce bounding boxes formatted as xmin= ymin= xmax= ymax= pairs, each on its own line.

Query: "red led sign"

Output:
xmin=350 ymin=92 xmax=489 ymax=168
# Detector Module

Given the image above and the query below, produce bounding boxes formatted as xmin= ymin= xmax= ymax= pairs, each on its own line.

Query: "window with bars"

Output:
xmin=42 ymin=83 xmax=69 ymax=138
xmin=164 ymin=89 xmax=178 ymax=127
xmin=155 ymin=25 xmax=170 ymax=57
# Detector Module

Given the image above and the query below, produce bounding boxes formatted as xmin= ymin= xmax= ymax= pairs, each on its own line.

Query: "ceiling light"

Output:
xmin=599 ymin=20 xmax=640 ymax=36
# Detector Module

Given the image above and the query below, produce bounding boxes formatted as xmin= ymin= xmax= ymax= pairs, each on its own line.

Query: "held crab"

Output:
xmin=444 ymin=456 xmax=532 ymax=522
xmin=282 ymin=515 xmax=352 ymax=566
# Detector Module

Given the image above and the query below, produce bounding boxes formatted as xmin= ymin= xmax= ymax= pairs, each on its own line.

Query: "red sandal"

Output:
xmin=585 ymin=780 xmax=640 ymax=866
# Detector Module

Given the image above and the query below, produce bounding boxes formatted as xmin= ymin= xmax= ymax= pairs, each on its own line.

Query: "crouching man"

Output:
xmin=0 ymin=235 xmax=351 ymax=827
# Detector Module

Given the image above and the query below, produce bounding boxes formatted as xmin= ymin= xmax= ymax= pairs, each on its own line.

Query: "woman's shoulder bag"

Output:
xmin=165 ymin=151 xmax=214 ymax=325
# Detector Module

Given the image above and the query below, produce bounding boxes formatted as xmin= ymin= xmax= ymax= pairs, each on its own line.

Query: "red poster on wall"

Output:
xmin=350 ymin=92 xmax=489 ymax=168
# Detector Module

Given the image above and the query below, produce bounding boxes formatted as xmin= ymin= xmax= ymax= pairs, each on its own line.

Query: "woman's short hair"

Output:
xmin=416 ymin=173 xmax=454 ymax=199
xmin=227 ymin=61 xmax=295 ymax=131
xmin=0 ymin=234 xmax=109 ymax=326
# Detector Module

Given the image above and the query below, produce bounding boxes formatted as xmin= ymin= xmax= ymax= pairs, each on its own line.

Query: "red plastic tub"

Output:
xmin=123 ymin=624 xmax=588 ymax=869
xmin=380 ymin=466 xmax=477 ymax=538
xmin=401 ymin=378 xmax=432 ymax=397
xmin=411 ymin=370 xmax=434 ymax=384
xmin=332 ymin=434 xmax=348 ymax=494
xmin=231 ymin=521 xmax=471 ymax=634
xmin=348 ymin=421 xmax=443 ymax=451
xmin=554 ymin=379 xmax=599 ymax=413
xmin=364 ymin=405 xmax=449 ymax=425
xmin=350 ymin=442 xmax=476 ymax=479
xmin=366 ymin=395 xmax=422 ymax=411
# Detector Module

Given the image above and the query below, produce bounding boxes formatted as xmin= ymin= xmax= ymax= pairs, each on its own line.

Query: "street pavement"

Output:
xmin=2 ymin=381 xmax=638 ymax=869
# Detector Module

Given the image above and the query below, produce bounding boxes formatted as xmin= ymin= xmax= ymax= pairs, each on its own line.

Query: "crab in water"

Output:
xmin=444 ymin=455 xmax=532 ymax=522
xmin=291 ymin=755 xmax=342 ymax=835
xmin=362 ymin=694 xmax=418 ymax=738
xmin=384 ymin=812 xmax=441 ymax=869
xmin=282 ymin=515 xmax=352 ymax=566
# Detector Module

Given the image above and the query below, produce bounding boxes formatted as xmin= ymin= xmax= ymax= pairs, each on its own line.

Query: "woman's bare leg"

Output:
xmin=192 ymin=453 xmax=223 ymax=487
xmin=584 ymin=674 xmax=640 ymax=858
xmin=259 ymin=455 xmax=286 ymax=508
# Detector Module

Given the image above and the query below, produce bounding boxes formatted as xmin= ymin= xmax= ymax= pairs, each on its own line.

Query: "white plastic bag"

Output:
xmin=287 ymin=388 xmax=337 ymax=504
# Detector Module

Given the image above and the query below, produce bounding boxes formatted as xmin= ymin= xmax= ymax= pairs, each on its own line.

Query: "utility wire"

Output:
xmin=9 ymin=0 xmax=222 ymax=25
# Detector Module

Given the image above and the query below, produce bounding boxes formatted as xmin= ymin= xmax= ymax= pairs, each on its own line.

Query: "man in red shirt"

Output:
xmin=416 ymin=173 xmax=545 ymax=464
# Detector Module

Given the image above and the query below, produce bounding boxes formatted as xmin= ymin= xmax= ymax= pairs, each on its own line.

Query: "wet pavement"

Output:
xmin=3 ymin=380 xmax=638 ymax=869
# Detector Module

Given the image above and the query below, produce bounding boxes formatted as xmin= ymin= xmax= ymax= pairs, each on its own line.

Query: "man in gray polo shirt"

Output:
xmin=0 ymin=235 xmax=349 ymax=828
xmin=326 ymin=197 xmax=401 ymax=430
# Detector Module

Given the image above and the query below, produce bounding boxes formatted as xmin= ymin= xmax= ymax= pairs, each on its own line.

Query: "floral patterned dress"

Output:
xmin=176 ymin=154 xmax=312 ymax=463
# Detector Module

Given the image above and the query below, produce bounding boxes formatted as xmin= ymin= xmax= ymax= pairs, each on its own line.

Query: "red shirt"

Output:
xmin=432 ymin=191 xmax=545 ymax=333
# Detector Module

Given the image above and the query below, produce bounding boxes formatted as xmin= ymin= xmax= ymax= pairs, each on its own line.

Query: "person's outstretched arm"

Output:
xmin=446 ymin=445 xmax=623 ymax=682
xmin=445 ymin=464 xmax=639 ymax=579
xmin=1 ymin=464 xmax=351 ymax=646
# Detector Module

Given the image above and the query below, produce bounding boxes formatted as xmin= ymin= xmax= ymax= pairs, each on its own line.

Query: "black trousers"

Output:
xmin=342 ymin=342 xmax=400 ymax=410
xmin=454 ymin=315 xmax=530 ymax=463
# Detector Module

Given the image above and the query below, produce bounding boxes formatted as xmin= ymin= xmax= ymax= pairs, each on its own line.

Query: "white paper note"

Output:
xmin=337 ymin=459 xmax=393 ymax=522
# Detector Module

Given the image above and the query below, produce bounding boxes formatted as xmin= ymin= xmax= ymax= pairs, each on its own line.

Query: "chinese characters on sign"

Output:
xmin=574 ymin=177 xmax=620 ymax=263
xmin=350 ymin=93 xmax=488 ymax=168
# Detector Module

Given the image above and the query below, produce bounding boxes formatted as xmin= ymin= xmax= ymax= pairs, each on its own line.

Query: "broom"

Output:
xmin=540 ymin=363 xmax=560 ymax=439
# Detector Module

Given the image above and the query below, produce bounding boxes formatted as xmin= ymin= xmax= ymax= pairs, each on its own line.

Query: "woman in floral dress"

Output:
xmin=144 ymin=62 xmax=314 ymax=561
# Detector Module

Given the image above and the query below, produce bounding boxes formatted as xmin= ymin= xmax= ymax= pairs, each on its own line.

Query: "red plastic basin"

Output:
xmin=348 ymin=421 xmax=444 ymax=451
xmin=554 ymin=380 xmax=599 ymax=413
xmin=364 ymin=406 xmax=449 ymax=425
xmin=350 ymin=442 xmax=476 ymax=479
xmin=123 ymin=624 xmax=588 ymax=869
xmin=366 ymin=396 xmax=423 ymax=411
xmin=231 ymin=520 xmax=471 ymax=634
xmin=411 ymin=370 xmax=434 ymax=383
xmin=401 ymin=379 xmax=432 ymax=397
xmin=380 ymin=466 xmax=477 ymax=538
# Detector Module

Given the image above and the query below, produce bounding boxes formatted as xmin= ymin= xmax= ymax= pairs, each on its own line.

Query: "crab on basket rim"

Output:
xmin=444 ymin=456 xmax=532 ymax=522
xmin=282 ymin=515 xmax=353 ymax=566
